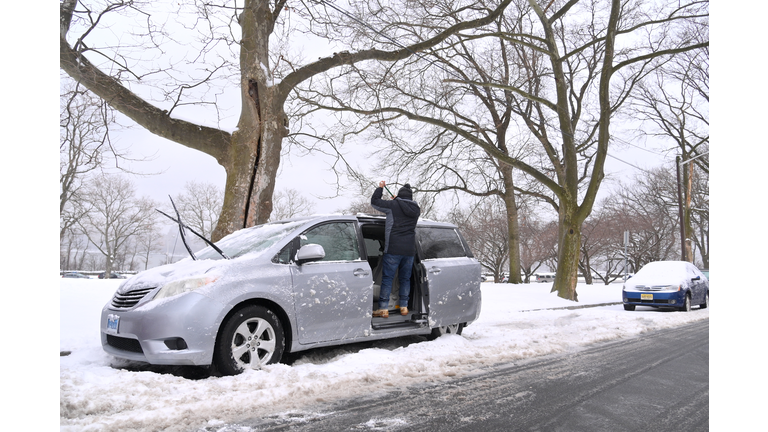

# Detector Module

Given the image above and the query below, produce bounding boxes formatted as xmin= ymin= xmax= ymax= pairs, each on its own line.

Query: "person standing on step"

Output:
xmin=370 ymin=181 xmax=421 ymax=318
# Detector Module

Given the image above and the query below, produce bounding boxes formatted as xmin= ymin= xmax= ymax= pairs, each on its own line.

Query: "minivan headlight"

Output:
xmin=154 ymin=276 xmax=217 ymax=301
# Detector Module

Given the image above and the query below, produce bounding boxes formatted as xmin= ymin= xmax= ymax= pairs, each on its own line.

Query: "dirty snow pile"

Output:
xmin=60 ymin=278 xmax=709 ymax=431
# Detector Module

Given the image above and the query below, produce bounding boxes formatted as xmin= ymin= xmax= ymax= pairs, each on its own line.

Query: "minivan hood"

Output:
xmin=118 ymin=258 xmax=230 ymax=293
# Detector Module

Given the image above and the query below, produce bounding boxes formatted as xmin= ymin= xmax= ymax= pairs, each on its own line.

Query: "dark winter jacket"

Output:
xmin=371 ymin=186 xmax=421 ymax=256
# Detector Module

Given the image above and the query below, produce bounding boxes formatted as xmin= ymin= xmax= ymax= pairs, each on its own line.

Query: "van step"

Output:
xmin=371 ymin=321 xmax=425 ymax=331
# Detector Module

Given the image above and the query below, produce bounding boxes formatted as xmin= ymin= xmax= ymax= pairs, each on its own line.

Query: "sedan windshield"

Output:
xmin=195 ymin=220 xmax=306 ymax=260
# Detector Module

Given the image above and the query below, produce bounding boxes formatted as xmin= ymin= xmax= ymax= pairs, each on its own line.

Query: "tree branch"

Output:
xmin=277 ymin=0 xmax=514 ymax=97
xmin=60 ymin=35 xmax=231 ymax=165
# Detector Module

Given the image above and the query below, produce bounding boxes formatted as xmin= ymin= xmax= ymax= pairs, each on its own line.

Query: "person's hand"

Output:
xmin=379 ymin=181 xmax=386 ymax=188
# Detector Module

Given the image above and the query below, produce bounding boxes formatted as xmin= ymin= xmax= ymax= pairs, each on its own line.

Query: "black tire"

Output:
xmin=680 ymin=294 xmax=691 ymax=312
xmin=700 ymin=292 xmax=709 ymax=309
xmin=624 ymin=304 xmax=635 ymax=311
xmin=214 ymin=305 xmax=285 ymax=376
xmin=427 ymin=323 xmax=464 ymax=341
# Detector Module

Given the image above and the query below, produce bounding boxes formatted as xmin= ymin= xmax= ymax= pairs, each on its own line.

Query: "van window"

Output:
xmin=300 ymin=222 xmax=360 ymax=262
xmin=418 ymin=227 xmax=467 ymax=259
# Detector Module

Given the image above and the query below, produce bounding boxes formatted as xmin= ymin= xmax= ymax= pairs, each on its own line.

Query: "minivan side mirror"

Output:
xmin=296 ymin=244 xmax=325 ymax=265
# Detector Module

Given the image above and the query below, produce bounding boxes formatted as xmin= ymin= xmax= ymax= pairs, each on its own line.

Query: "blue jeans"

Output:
xmin=378 ymin=254 xmax=414 ymax=310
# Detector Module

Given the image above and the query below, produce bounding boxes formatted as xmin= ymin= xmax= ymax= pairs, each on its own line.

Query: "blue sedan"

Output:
xmin=622 ymin=261 xmax=709 ymax=312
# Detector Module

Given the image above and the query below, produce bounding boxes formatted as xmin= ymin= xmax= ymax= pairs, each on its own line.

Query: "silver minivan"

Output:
xmin=100 ymin=215 xmax=481 ymax=375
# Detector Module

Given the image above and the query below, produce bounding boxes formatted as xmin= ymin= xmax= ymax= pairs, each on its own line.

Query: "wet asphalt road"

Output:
xmin=211 ymin=319 xmax=709 ymax=432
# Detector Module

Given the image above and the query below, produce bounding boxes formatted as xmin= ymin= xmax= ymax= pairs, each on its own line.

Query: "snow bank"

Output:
xmin=60 ymin=279 xmax=708 ymax=431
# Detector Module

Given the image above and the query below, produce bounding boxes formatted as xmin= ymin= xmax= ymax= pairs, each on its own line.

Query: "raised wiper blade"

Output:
xmin=157 ymin=198 xmax=231 ymax=260
xmin=169 ymin=196 xmax=196 ymax=260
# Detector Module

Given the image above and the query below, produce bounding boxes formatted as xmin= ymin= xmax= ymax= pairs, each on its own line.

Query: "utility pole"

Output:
xmin=675 ymin=156 xmax=686 ymax=261
xmin=676 ymin=152 xmax=709 ymax=263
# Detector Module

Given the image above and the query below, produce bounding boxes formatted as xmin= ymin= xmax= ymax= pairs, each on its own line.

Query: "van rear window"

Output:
xmin=417 ymin=228 xmax=467 ymax=259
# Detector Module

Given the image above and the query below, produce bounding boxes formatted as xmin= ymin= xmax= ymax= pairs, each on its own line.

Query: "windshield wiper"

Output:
xmin=156 ymin=196 xmax=231 ymax=260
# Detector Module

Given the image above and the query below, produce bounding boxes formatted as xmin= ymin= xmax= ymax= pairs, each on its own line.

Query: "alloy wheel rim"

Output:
xmin=230 ymin=317 xmax=277 ymax=370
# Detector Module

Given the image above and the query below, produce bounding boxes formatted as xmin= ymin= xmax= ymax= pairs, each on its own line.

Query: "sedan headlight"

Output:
xmin=153 ymin=276 xmax=218 ymax=301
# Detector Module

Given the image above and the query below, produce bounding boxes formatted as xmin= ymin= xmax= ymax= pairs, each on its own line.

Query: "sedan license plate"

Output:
xmin=641 ymin=293 xmax=653 ymax=300
xmin=106 ymin=314 xmax=120 ymax=334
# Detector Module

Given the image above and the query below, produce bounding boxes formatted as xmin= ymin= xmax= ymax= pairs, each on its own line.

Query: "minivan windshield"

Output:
xmin=195 ymin=220 xmax=306 ymax=260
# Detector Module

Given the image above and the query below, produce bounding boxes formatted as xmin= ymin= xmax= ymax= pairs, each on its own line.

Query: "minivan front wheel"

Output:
xmin=214 ymin=305 xmax=285 ymax=375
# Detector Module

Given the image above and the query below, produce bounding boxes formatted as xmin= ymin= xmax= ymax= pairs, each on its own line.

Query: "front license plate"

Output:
xmin=641 ymin=293 xmax=653 ymax=300
xmin=106 ymin=314 xmax=120 ymax=334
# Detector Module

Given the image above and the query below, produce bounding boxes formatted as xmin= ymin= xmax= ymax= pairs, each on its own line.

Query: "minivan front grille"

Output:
xmin=110 ymin=287 xmax=155 ymax=309
xmin=106 ymin=335 xmax=144 ymax=353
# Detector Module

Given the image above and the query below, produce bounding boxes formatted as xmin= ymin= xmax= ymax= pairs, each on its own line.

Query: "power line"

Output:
xmin=605 ymin=153 xmax=660 ymax=176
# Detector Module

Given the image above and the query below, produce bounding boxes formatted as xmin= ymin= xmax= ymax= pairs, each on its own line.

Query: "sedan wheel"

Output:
xmin=623 ymin=304 xmax=635 ymax=311
xmin=428 ymin=323 xmax=464 ymax=340
xmin=700 ymin=292 xmax=709 ymax=309
xmin=680 ymin=294 xmax=692 ymax=312
xmin=214 ymin=305 xmax=285 ymax=375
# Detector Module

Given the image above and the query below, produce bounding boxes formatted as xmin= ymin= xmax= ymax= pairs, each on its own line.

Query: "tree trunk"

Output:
xmin=684 ymin=162 xmax=694 ymax=263
xmin=501 ymin=167 xmax=523 ymax=284
xmin=210 ymin=0 xmax=287 ymax=241
xmin=552 ymin=207 xmax=580 ymax=301
xmin=581 ymin=253 xmax=593 ymax=285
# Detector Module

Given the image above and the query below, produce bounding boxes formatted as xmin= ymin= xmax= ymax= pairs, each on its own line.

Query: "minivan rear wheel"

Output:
xmin=428 ymin=323 xmax=464 ymax=340
xmin=214 ymin=305 xmax=285 ymax=375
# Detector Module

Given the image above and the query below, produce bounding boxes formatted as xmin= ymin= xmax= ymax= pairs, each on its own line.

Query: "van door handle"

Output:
xmin=353 ymin=268 xmax=370 ymax=277
xmin=429 ymin=267 xmax=442 ymax=275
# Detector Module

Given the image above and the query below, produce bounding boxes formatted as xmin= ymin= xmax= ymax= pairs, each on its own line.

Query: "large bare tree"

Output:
xmin=298 ymin=0 xmax=708 ymax=300
xmin=60 ymin=0 xmax=515 ymax=242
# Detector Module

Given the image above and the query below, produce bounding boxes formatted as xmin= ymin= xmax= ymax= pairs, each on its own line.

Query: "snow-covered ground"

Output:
xmin=60 ymin=278 xmax=709 ymax=431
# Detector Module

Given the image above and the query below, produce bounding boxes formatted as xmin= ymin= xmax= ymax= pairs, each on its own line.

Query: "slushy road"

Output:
xmin=217 ymin=319 xmax=709 ymax=432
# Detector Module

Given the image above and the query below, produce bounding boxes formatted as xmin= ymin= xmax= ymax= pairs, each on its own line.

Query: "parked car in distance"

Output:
xmin=622 ymin=261 xmax=708 ymax=312
xmin=535 ymin=273 xmax=555 ymax=283
xmin=98 ymin=272 xmax=126 ymax=279
xmin=100 ymin=214 xmax=482 ymax=375
xmin=62 ymin=272 xmax=90 ymax=279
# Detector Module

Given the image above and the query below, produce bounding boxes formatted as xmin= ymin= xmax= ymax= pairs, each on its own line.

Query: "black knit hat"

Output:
xmin=397 ymin=184 xmax=413 ymax=200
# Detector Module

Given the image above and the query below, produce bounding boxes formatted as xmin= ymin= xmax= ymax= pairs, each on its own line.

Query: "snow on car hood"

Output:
xmin=627 ymin=261 xmax=691 ymax=287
